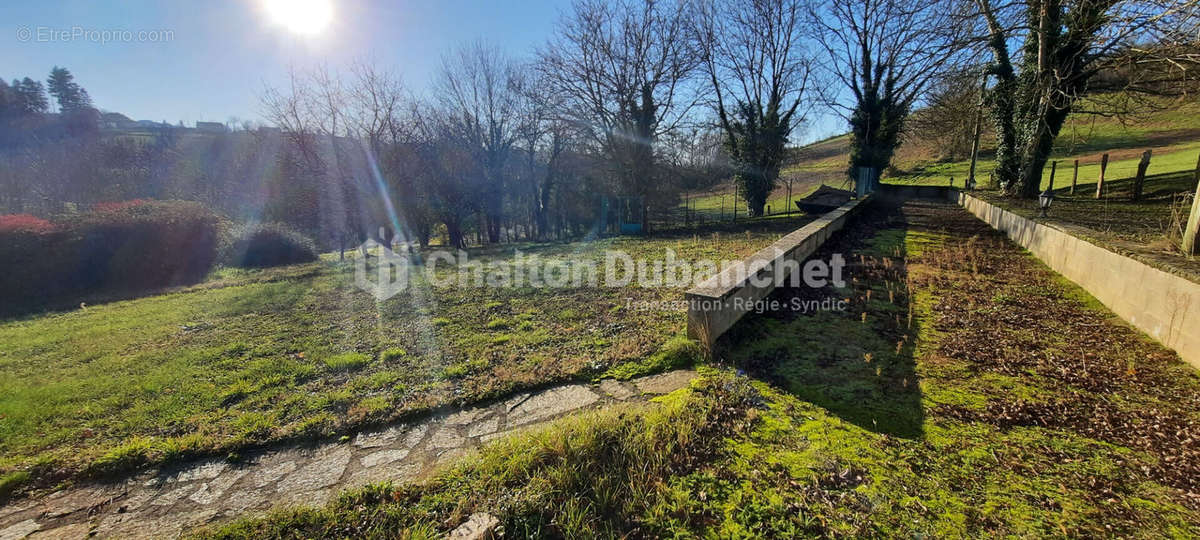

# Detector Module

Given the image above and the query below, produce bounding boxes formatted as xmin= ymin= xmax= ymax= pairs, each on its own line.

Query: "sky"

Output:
xmin=1 ymin=0 xmax=842 ymax=142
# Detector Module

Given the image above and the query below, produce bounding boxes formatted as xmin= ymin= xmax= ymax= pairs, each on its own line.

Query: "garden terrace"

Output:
xmin=193 ymin=198 xmax=1200 ymax=537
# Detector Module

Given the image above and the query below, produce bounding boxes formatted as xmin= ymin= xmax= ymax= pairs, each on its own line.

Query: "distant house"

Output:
xmin=100 ymin=112 xmax=138 ymax=130
xmin=195 ymin=121 xmax=227 ymax=134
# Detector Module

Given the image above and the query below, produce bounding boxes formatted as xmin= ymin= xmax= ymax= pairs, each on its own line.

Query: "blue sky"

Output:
xmin=2 ymin=0 xmax=841 ymax=142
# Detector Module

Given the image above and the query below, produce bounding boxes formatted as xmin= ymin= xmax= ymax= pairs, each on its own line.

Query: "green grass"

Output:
xmin=680 ymin=181 xmax=826 ymax=225
xmin=321 ymin=352 xmax=372 ymax=372
xmin=196 ymin=200 xmax=1200 ymax=537
xmin=0 ymin=216 xmax=812 ymax=491
xmin=883 ymin=98 xmax=1200 ymax=190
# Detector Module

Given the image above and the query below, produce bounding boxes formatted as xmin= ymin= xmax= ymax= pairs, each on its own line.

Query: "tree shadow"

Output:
xmin=713 ymin=200 xmax=926 ymax=439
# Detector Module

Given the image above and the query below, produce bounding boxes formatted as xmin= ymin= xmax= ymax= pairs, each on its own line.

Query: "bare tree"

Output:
xmin=513 ymin=71 xmax=575 ymax=240
xmin=437 ymin=41 xmax=527 ymax=243
xmin=695 ymin=0 xmax=815 ymax=216
xmin=260 ymin=66 xmax=364 ymax=258
xmin=972 ymin=0 xmax=1200 ymax=198
xmin=539 ymin=0 xmax=699 ymax=231
xmin=906 ymin=68 xmax=990 ymax=162
xmin=811 ymin=0 xmax=963 ymax=183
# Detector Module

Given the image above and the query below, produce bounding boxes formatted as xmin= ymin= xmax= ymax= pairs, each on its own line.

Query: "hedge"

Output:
xmin=0 ymin=200 xmax=222 ymax=315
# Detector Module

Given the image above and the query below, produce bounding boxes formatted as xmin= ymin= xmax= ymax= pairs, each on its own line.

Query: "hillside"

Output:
xmin=784 ymin=97 xmax=1200 ymax=190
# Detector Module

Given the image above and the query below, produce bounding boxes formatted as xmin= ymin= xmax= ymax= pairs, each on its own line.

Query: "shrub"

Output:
xmin=0 ymin=200 xmax=223 ymax=315
xmin=226 ymin=222 xmax=318 ymax=268
xmin=72 ymin=200 xmax=223 ymax=292
xmin=0 ymin=214 xmax=55 ymax=234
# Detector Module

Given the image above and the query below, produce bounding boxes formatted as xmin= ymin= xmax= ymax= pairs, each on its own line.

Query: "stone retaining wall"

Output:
xmin=955 ymin=191 xmax=1200 ymax=368
xmin=685 ymin=197 xmax=869 ymax=349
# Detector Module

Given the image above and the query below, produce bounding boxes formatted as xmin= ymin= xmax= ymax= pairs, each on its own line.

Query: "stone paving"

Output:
xmin=0 ymin=370 xmax=697 ymax=539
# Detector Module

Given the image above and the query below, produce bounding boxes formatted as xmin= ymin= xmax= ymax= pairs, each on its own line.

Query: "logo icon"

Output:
xmin=354 ymin=238 xmax=409 ymax=301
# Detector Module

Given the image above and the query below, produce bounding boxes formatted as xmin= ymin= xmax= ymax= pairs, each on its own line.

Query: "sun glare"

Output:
xmin=263 ymin=0 xmax=333 ymax=35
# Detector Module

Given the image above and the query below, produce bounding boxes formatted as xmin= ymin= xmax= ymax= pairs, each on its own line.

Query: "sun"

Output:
xmin=263 ymin=0 xmax=333 ymax=35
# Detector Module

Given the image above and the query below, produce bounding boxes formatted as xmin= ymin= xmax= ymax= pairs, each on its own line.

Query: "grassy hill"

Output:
xmin=784 ymin=97 xmax=1200 ymax=191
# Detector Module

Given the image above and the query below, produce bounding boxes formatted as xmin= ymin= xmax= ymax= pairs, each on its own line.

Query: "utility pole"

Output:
xmin=967 ymin=72 xmax=987 ymax=189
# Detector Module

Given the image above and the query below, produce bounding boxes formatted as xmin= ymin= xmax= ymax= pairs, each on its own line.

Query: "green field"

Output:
xmin=0 ymin=218 xmax=812 ymax=494
xmin=767 ymin=98 xmax=1200 ymax=189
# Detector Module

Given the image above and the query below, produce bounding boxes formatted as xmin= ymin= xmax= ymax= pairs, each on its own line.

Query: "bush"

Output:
xmin=0 ymin=214 xmax=55 ymax=234
xmin=226 ymin=223 xmax=318 ymax=268
xmin=0 ymin=200 xmax=223 ymax=315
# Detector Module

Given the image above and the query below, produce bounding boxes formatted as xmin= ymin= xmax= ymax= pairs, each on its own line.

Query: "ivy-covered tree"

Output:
xmin=812 ymin=0 xmax=963 ymax=185
xmin=973 ymin=0 xmax=1200 ymax=198
xmin=696 ymin=0 xmax=814 ymax=217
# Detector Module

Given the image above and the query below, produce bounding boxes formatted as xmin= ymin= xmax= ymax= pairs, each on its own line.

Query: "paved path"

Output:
xmin=0 ymin=370 xmax=697 ymax=539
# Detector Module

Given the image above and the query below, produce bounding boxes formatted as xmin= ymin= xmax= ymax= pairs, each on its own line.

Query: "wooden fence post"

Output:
xmin=1185 ymin=177 xmax=1200 ymax=256
xmin=1071 ymin=159 xmax=1079 ymax=195
xmin=1133 ymin=149 xmax=1152 ymax=201
xmin=733 ymin=182 xmax=738 ymax=222
xmin=1183 ymin=152 xmax=1200 ymax=255
xmin=1095 ymin=153 xmax=1109 ymax=199
xmin=1194 ymin=151 xmax=1200 ymax=185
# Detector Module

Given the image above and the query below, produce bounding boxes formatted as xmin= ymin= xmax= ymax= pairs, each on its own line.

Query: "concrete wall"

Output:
xmin=956 ymin=191 xmax=1200 ymax=369
xmin=685 ymin=197 xmax=868 ymax=349
xmin=877 ymin=183 xmax=955 ymax=200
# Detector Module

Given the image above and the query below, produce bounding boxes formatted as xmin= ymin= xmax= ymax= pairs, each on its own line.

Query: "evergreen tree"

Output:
xmin=0 ymin=79 xmax=11 ymax=120
xmin=13 ymin=78 xmax=48 ymax=115
xmin=46 ymin=66 xmax=92 ymax=112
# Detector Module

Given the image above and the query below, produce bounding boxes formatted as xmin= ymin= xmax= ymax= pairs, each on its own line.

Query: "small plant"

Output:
xmin=381 ymin=348 xmax=408 ymax=362
xmin=439 ymin=358 xmax=488 ymax=379
xmin=232 ymin=412 xmax=276 ymax=439
xmin=323 ymin=352 xmax=371 ymax=372
xmin=432 ymin=317 xmax=452 ymax=327
xmin=296 ymin=413 xmax=336 ymax=437
xmin=90 ymin=437 xmax=154 ymax=475
xmin=485 ymin=317 xmax=509 ymax=330
xmin=0 ymin=471 xmax=31 ymax=501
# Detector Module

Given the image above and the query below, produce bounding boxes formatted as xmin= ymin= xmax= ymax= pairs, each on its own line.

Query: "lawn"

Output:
xmin=0 ymin=217 xmax=813 ymax=496
xmin=199 ymin=199 xmax=1200 ymax=538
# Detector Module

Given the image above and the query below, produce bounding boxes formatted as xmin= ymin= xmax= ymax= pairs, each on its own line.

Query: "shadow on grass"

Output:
xmin=714 ymin=200 xmax=926 ymax=439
